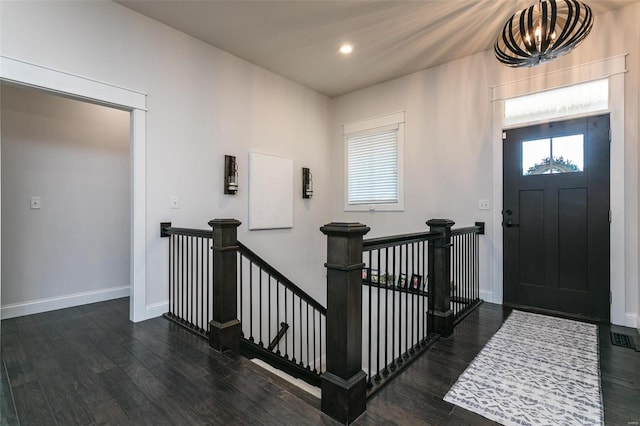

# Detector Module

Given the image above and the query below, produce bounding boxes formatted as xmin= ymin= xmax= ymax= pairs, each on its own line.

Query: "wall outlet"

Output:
xmin=478 ymin=199 xmax=490 ymax=210
xmin=170 ymin=196 xmax=179 ymax=209
xmin=30 ymin=196 xmax=41 ymax=209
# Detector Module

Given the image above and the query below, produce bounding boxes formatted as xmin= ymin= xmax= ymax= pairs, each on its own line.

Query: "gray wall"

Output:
xmin=1 ymin=83 xmax=130 ymax=308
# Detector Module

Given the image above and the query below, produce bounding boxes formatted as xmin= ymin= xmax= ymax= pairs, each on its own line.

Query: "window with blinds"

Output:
xmin=348 ymin=129 xmax=398 ymax=204
xmin=344 ymin=112 xmax=404 ymax=211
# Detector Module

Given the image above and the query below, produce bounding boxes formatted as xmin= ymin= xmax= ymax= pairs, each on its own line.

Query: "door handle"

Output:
xmin=504 ymin=221 xmax=520 ymax=228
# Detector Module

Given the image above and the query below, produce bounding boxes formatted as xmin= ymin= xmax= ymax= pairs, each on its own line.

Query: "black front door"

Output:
xmin=503 ymin=114 xmax=610 ymax=322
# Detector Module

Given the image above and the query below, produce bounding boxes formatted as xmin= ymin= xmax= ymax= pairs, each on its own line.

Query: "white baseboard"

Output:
xmin=145 ymin=301 xmax=168 ymax=320
xmin=480 ymin=289 xmax=494 ymax=303
xmin=1 ymin=286 xmax=129 ymax=319
xmin=625 ymin=312 xmax=638 ymax=329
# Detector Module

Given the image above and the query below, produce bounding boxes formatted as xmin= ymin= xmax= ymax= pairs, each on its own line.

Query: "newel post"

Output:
xmin=320 ymin=222 xmax=370 ymax=424
xmin=209 ymin=218 xmax=242 ymax=353
xmin=427 ymin=219 xmax=455 ymax=338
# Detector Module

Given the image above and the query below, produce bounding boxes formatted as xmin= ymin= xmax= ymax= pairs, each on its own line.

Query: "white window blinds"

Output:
xmin=347 ymin=128 xmax=399 ymax=205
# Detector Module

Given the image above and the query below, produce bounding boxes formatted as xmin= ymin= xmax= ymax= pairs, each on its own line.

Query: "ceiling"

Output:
xmin=117 ymin=0 xmax=639 ymax=98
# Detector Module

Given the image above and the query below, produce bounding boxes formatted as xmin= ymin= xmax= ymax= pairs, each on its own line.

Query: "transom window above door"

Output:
xmin=522 ymin=134 xmax=584 ymax=176
xmin=504 ymin=79 xmax=608 ymax=127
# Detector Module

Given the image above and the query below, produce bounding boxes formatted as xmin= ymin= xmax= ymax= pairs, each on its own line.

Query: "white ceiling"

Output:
xmin=117 ymin=0 xmax=639 ymax=98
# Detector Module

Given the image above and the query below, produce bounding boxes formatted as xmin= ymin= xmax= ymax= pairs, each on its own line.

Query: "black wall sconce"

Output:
xmin=225 ymin=155 xmax=238 ymax=194
xmin=302 ymin=167 xmax=313 ymax=198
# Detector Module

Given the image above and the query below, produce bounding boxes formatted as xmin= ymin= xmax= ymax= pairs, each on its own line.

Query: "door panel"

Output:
xmin=503 ymin=114 xmax=610 ymax=322
xmin=519 ymin=190 xmax=544 ymax=287
xmin=558 ymin=188 xmax=588 ymax=292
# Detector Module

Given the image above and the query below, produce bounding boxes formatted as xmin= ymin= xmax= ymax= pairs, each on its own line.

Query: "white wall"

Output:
xmin=0 ymin=1 xmax=332 ymax=313
xmin=330 ymin=3 xmax=640 ymax=326
xmin=1 ymin=83 xmax=130 ymax=313
xmin=329 ymin=51 xmax=494 ymax=300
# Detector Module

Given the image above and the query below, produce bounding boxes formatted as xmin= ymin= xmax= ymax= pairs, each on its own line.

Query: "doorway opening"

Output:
xmin=502 ymin=115 xmax=610 ymax=322
xmin=490 ymin=58 xmax=629 ymax=326
xmin=0 ymin=56 xmax=147 ymax=322
xmin=1 ymin=82 xmax=131 ymax=319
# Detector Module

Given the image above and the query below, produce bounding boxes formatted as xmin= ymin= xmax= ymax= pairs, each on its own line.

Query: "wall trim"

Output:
xmin=145 ymin=301 xmax=168 ymax=319
xmin=0 ymin=56 xmax=147 ymax=110
xmin=491 ymin=54 xmax=627 ymax=101
xmin=0 ymin=286 xmax=129 ymax=319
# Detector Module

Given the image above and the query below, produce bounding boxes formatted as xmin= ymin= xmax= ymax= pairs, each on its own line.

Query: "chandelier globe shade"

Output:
xmin=495 ymin=0 xmax=594 ymax=68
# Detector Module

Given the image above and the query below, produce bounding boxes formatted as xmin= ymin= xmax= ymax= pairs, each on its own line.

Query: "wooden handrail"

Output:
xmin=160 ymin=223 xmax=212 ymax=239
xmin=451 ymin=224 xmax=483 ymax=236
xmin=237 ymin=241 xmax=327 ymax=315
xmin=364 ymin=223 xmax=484 ymax=250
xmin=363 ymin=230 xmax=441 ymax=250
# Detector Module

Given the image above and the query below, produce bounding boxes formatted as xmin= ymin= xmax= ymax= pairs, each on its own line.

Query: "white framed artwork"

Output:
xmin=248 ymin=151 xmax=294 ymax=230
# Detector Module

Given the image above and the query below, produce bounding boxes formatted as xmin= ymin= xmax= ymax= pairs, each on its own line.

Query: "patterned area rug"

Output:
xmin=444 ymin=310 xmax=603 ymax=425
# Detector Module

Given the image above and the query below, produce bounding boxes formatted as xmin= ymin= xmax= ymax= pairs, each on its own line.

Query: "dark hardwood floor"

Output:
xmin=1 ymin=298 xmax=639 ymax=425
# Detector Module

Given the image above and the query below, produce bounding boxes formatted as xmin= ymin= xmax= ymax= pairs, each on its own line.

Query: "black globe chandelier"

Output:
xmin=495 ymin=0 xmax=594 ymax=67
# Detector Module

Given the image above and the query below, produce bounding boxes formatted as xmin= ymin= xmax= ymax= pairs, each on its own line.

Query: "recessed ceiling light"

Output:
xmin=338 ymin=44 xmax=353 ymax=55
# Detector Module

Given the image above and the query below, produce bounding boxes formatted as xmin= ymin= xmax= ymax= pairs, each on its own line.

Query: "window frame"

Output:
xmin=343 ymin=111 xmax=405 ymax=212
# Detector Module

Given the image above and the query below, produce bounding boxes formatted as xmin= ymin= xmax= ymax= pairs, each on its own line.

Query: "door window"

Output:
xmin=522 ymin=134 xmax=584 ymax=175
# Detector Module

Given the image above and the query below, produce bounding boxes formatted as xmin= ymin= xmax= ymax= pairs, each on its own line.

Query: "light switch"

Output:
xmin=478 ymin=199 xmax=490 ymax=210
xmin=31 ymin=196 xmax=41 ymax=209
xmin=170 ymin=196 xmax=179 ymax=209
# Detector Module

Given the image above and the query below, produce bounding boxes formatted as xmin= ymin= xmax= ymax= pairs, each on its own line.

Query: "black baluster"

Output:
xmin=196 ymin=237 xmax=204 ymax=332
xmin=284 ymin=286 xmax=288 ymax=358
xmin=169 ymin=235 xmax=173 ymax=316
xmin=299 ymin=297 xmax=303 ymax=366
xmin=459 ymin=234 xmax=463 ymax=315
xmin=305 ymin=302 xmax=311 ymax=369
xmin=292 ymin=297 xmax=302 ymax=364
xmin=249 ymin=260 xmax=253 ymax=341
xmin=404 ymin=242 xmax=409 ymax=360
xmin=318 ymin=311 xmax=322 ymax=373
xmin=418 ymin=241 xmax=423 ymax=345
xmin=182 ymin=235 xmax=186 ymax=323
xmin=390 ymin=246 xmax=396 ymax=372
xmin=367 ymin=249 xmax=372 ymax=387
xmin=269 ymin=274 xmax=272 ymax=348
xmin=383 ymin=247 xmax=389 ymax=376
xmin=464 ymin=234 xmax=468 ymax=313
xmin=466 ymin=234 xmax=470 ymax=312
xmin=190 ymin=236 xmax=194 ymax=327
xmin=410 ymin=242 xmax=416 ymax=354
xmin=473 ymin=233 xmax=480 ymax=300
xmin=457 ymin=234 xmax=460 ymax=315
xmin=397 ymin=245 xmax=403 ymax=365
xmin=207 ymin=237 xmax=211 ymax=331
xmin=259 ymin=269 xmax=263 ymax=347
xmin=292 ymin=292 xmax=296 ymax=363
xmin=238 ymin=252 xmax=243 ymax=336
xmin=313 ymin=309 xmax=317 ymax=373
xmin=375 ymin=249 xmax=381 ymax=382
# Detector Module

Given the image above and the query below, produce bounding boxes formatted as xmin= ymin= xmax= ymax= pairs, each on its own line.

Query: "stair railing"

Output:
xmin=160 ymin=218 xmax=484 ymax=425
xmin=319 ymin=219 xmax=484 ymax=423
xmin=236 ymin=241 xmax=326 ymax=385
xmin=160 ymin=220 xmax=326 ymax=386
xmin=360 ymin=228 xmax=440 ymax=396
